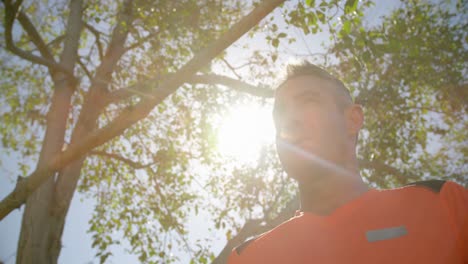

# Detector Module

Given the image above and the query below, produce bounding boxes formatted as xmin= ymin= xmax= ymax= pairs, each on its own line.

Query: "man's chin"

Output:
xmin=281 ymin=148 xmax=325 ymax=168
xmin=282 ymin=151 xmax=345 ymax=179
xmin=284 ymin=160 xmax=326 ymax=180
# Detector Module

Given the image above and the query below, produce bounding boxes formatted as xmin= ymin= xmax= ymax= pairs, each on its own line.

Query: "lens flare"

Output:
xmin=276 ymin=138 xmax=356 ymax=179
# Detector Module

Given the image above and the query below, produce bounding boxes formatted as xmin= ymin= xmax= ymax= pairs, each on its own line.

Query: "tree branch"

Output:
xmin=89 ymin=150 xmax=156 ymax=169
xmin=58 ymin=0 xmax=84 ymax=73
xmin=84 ymin=22 xmax=104 ymax=61
xmin=0 ymin=0 xmax=286 ymax=221
xmin=358 ymin=158 xmax=418 ymax=183
xmin=46 ymin=35 xmax=65 ymax=48
xmin=191 ymin=74 xmax=274 ymax=98
xmin=220 ymin=57 xmax=242 ymax=79
xmin=84 ymin=0 xmax=133 ymax=95
xmin=77 ymin=57 xmax=93 ymax=81
xmin=16 ymin=9 xmax=55 ymax=61
xmin=99 ymin=0 xmax=133 ymax=73
xmin=52 ymin=0 xmax=134 ymax=219
xmin=212 ymin=195 xmax=298 ymax=264
xmin=108 ymin=73 xmax=274 ymax=104
xmin=124 ymin=30 xmax=160 ymax=52
xmin=2 ymin=0 xmax=65 ymax=72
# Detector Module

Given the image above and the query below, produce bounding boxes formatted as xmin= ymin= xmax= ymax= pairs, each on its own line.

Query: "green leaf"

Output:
xmin=271 ymin=23 xmax=278 ymax=32
xmin=345 ymin=0 xmax=359 ymax=14
xmin=272 ymin=38 xmax=279 ymax=48
xmin=316 ymin=10 xmax=325 ymax=23
xmin=99 ymin=252 xmax=112 ymax=264
xmin=307 ymin=13 xmax=317 ymax=26
xmin=343 ymin=20 xmax=351 ymax=35
xmin=277 ymin=32 xmax=287 ymax=38
xmin=272 ymin=53 xmax=277 ymax=62
xmin=305 ymin=0 xmax=315 ymax=7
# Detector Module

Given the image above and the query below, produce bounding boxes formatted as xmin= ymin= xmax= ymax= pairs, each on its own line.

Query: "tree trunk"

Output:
xmin=16 ymin=177 xmax=57 ymax=264
xmin=16 ymin=92 xmax=102 ymax=264
xmin=49 ymin=97 xmax=103 ymax=262
xmin=15 ymin=161 xmax=86 ymax=264
xmin=16 ymin=1 xmax=84 ymax=262
xmin=16 ymin=74 xmax=75 ymax=263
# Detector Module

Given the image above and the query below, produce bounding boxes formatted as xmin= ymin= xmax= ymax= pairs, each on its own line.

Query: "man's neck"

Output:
xmin=298 ymin=174 xmax=369 ymax=216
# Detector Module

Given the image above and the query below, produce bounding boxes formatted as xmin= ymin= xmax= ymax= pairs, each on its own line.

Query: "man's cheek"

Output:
xmin=277 ymin=143 xmax=312 ymax=167
xmin=277 ymin=144 xmax=297 ymax=167
xmin=277 ymin=149 xmax=304 ymax=177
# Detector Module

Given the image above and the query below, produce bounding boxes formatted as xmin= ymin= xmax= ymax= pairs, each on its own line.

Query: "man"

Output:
xmin=227 ymin=61 xmax=467 ymax=263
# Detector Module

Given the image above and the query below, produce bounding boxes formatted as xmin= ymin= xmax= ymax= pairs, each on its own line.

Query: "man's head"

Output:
xmin=273 ymin=60 xmax=363 ymax=182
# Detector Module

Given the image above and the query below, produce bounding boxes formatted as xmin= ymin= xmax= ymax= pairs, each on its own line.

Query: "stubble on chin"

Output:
xmin=287 ymin=161 xmax=330 ymax=184
xmin=283 ymin=147 xmax=349 ymax=186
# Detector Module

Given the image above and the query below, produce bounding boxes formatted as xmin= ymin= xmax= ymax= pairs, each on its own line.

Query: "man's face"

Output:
xmin=273 ymin=75 xmax=351 ymax=181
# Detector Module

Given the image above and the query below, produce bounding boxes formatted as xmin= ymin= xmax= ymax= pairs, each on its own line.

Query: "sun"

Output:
xmin=216 ymin=102 xmax=276 ymax=164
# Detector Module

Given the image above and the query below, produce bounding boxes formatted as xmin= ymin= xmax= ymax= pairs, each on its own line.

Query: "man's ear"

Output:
xmin=346 ymin=104 xmax=364 ymax=137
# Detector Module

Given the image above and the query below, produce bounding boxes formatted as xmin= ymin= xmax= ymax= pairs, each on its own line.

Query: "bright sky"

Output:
xmin=0 ymin=1 xmax=402 ymax=263
xmin=216 ymin=102 xmax=276 ymax=164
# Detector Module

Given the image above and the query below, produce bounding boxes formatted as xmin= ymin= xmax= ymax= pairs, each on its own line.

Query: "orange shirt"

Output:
xmin=228 ymin=181 xmax=468 ymax=264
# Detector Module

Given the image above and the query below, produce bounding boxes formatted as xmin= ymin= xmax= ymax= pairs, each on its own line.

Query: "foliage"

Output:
xmin=0 ymin=0 xmax=466 ymax=263
xmin=330 ymin=0 xmax=467 ymax=187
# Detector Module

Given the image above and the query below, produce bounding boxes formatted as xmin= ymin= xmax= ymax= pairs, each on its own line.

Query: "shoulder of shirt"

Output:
xmin=233 ymin=215 xmax=301 ymax=256
xmin=232 ymin=231 xmax=268 ymax=256
xmin=402 ymin=179 xmax=468 ymax=195
xmin=403 ymin=179 xmax=447 ymax=193
xmin=233 ymin=236 xmax=257 ymax=255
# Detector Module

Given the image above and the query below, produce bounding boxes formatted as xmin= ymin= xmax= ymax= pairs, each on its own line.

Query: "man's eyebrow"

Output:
xmin=273 ymin=89 xmax=321 ymax=119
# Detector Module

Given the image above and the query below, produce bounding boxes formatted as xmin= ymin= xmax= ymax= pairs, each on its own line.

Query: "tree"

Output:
xmin=1 ymin=0 xmax=466 ymax=264
xmin=2 ymin=0 xmax=362 ymax=262
xmin=0 ymin=0 xmax=288 ymax=263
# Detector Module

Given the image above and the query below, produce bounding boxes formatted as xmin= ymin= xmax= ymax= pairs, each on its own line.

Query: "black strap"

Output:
xmin=235 ymin=237 xmax=256 ymax=255
xmin=404 ymin=180 xmax=446 ymax=193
